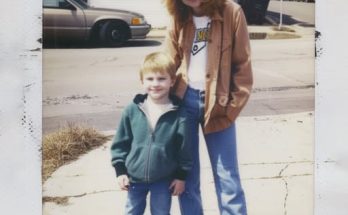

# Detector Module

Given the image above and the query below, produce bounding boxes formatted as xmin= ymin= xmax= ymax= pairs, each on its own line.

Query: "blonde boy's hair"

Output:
xmin=140 ymin=52 xmax=176 ymax=81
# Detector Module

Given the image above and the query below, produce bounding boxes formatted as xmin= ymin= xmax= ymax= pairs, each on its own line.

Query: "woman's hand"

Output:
xmin=169 ymin=179 xmax=185 ymax=196
xmin=117 ymin=175 xmax=130 ymax=191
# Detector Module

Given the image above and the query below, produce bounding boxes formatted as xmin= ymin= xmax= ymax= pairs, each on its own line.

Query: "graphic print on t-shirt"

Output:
xmin=191 ymin=22 xmax=211 ymax=56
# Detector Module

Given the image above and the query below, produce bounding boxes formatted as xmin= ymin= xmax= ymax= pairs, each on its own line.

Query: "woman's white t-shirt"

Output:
xmin=187 ymin=16 xmax=211 ymax=90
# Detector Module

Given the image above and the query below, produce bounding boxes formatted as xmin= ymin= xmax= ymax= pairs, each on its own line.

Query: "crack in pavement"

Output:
xmin=279 ymin=164 xmax=290 ymax=215
xmin=50 ymin=161 xmax=312 ymax=180
xmin=252 ymin=85 xmax=314 ymax=93
xmin=240 ymin=160 xmax=313 ymax=166
xmin=243 ymin=173 xmax=312 ymax=181
xmin=279 ymin=164 xmax=290 ymax=176
xmin=282 ymin=178 xmax=289 ymax=215
xmin=242 ymin=162 xmax=309 ymax=214
xmin=43 ymin=189 xmax=119 ymax=203
xmin=45 ymin=161 xmax=312 ymax=208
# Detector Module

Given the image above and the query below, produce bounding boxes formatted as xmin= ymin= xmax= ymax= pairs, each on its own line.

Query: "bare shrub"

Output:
xmin=42 ymin=123 xmax=109 ymax=181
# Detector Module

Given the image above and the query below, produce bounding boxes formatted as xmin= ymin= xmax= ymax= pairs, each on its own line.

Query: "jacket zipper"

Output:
xmin=145 ymin=133 xmax=155 ymax=182
xmin=145 ymin=132 xmax=153 ymax=182
xmin=138 ymin=104 xmax=177 ymax=183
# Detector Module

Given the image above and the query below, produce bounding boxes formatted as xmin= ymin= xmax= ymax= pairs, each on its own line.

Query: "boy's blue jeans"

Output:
xmin=125 ymin=180 xmax=171 ymax=215
xmin=179 ymin=86 xmax=247 ymax=215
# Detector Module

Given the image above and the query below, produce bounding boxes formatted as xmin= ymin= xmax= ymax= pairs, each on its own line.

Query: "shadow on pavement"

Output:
xmin=266 ymin=11 xmax=315 ymax=27
xmin=43 ymin=39 xmax=162 ymax=49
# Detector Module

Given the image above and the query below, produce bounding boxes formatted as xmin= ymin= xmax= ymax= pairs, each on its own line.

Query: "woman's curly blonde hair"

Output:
xmin=163 ymin=0 xmax=226 ymax=28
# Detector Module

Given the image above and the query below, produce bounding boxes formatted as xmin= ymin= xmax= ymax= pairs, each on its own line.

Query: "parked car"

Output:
xmin=43 ymin=0 xmax=151 ymax=46
xmin=237 ymin=0 xmax=270 ymax=25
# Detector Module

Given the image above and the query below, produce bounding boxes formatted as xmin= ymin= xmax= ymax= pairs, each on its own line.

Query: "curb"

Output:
xmin=147 ymin=26 xmax=303 ymax=40
xmin=147 ymin=31 xmax=277 ymax=40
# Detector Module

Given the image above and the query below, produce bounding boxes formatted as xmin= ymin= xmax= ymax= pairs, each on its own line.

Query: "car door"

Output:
xmin=43 ymin=0 xmax=86 ymax=41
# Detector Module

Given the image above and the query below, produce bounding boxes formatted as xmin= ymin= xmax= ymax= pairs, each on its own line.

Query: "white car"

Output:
xmin=43 ymin=0 xmax=151 ymax=46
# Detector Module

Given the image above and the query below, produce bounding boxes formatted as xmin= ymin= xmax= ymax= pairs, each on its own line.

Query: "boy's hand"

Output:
xmin=169 ymin=179 xmax=185 ymax=196
xmin=117 ymin=175 xmax=130 ymax=191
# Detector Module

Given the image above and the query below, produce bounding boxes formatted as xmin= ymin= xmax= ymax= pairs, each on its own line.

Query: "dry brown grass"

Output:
xmin=42 ymin=196 xmax=69 ymax=205
xmin=267 ymin=32 xmax=301 ymax=39
xmin=272 ymin=26 xmax=296 ymax=33
xmin=42 ymin=123 xmax=110 ymax=182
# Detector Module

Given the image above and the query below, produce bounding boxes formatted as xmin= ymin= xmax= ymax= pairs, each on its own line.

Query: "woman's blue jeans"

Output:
xmin=125 ymin=180 xmax=171 ymax=215
xmin=179 ymin=86 xmax=247 ymax=215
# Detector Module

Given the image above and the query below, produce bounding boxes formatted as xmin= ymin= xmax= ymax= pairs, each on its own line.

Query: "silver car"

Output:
xmin=43 ymin=0 xmax=151 ymax=46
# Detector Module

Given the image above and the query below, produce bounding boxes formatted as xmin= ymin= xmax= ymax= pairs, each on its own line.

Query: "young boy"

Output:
xmin=110 ymin=52 xmax=192 ymax=215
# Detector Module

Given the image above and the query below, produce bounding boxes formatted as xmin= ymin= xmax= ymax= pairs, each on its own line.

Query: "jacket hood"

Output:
xmin=133 ymin=94 xmax=183 ymax=106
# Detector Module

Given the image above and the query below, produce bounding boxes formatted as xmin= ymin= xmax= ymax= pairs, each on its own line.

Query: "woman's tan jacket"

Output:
xmin=164 ymin=1 xmax=253 ymax=134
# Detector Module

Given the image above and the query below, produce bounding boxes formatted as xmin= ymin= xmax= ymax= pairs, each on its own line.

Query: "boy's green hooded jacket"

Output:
xmin=111 ymin=94 xmax=192 ymax=183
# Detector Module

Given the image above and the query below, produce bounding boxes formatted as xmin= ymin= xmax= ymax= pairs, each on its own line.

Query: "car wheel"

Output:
xmin=99 ymin=21 xmax=128 ymax=47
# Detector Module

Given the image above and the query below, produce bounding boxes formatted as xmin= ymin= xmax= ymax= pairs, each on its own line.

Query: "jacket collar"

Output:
xmin=133 ymin=94 xmax=183 ymax=107
xmin=184 ymin=8 xmax=223 ymax=24
xmin=211 ymin=9 xmax=224 ymax=22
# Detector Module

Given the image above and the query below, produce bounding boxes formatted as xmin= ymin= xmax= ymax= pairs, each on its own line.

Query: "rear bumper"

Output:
xmin=130 ymin=24 xmax=151 ymax=39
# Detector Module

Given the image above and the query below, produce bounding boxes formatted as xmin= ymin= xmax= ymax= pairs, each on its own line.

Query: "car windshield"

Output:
xmin=71 ymin=0 xmax=88 ymax=9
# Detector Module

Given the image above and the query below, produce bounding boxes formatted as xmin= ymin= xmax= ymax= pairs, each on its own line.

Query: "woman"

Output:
xmin=163 ymin=0 xmax=253 ymax=214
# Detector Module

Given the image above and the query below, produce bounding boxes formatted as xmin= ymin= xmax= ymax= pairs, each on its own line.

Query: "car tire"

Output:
xmin=99 ymin=21 xmax=128 ymax=47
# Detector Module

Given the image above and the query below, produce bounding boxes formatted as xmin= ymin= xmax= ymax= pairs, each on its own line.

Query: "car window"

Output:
xmin=43 ymin=0 xmax=73 ymax=9
xmin=71 ymin=0 xmax=88 ymax=9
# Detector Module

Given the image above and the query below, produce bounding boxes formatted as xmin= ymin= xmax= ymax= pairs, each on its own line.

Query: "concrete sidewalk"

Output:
xmin=43 ymin=112 xmax=313 ymax=215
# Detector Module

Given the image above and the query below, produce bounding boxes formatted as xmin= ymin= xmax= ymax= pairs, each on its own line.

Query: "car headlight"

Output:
xmin=131 ymin=17 xmax=145 ymax=25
